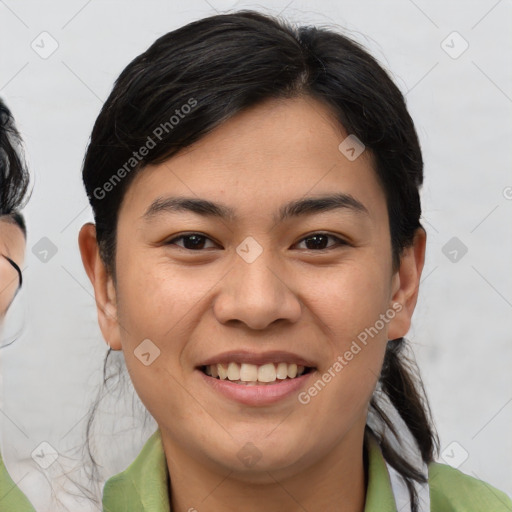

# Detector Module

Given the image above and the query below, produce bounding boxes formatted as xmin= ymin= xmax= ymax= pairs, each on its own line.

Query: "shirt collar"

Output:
xmin=102 ymin=430 xmax=398 ymax=512
xmin=0 ymin=452 xmax=36 ymax=511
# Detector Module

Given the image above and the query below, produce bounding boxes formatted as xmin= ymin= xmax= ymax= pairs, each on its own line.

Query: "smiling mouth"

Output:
xmin=199 ymin=362 xmax=315 ymax=385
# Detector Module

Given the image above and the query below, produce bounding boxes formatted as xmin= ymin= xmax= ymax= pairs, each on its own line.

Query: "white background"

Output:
xmin=0 ymin=0 xmax=511 ymax=510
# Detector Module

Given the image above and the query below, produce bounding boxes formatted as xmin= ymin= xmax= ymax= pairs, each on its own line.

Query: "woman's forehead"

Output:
xmin=119 ymin=97 xmax=385 ymax=221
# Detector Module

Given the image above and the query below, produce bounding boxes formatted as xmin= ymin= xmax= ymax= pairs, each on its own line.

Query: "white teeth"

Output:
xmin=240 ymin=363 xmax=259 ymax=382
xmin=258 ymin=363 xmax=277 ymax=383
xmin=204 ymin=362 xmax=311 ymax=383
xmin=276 ymin=362 xmax=288 ymax=380
xmin=287 ymin=363 xmax=297 ymax=379
xmin=217 ymin=364 xmax=228 ymax=380
xmin=227 ymin=362 xmax=240 ymax=381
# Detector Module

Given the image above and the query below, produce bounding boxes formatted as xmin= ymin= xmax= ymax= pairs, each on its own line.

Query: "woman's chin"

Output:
xmin=198 ymin=435 xmax=314 ymax=481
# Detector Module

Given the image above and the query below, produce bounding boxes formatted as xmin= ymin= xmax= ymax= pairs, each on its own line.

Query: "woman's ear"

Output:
xmin=78 ymin=222 xmax=122 ymax=350
xmin=387 ymin=228 xmax=426 ymax=340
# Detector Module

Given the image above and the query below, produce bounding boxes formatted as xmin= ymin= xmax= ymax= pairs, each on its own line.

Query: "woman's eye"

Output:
xmin=167 ymin=234 xmax=218 ymax=250
xmin=165 ymin=232 xmax=347 ymax=252
xmin=295 ymin=233 xmax=348 ymax=251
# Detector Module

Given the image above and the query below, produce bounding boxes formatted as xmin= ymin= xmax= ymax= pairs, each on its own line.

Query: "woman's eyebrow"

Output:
xmin=141 ymin=193 xmax=369 ymax=224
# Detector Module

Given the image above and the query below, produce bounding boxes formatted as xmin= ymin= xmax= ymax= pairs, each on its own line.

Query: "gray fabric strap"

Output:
xmin=385 ymin=461 xmax=430 ymax=512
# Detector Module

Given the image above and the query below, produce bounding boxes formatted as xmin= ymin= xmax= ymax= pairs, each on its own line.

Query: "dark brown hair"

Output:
xmin=0 ymin=98 xmax=29 ymax=234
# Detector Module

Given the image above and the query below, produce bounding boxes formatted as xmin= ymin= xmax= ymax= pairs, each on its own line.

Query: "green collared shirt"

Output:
xmin=103 ymin=430 xmax=512 ymax=511
xmin=0 ymin=451 xmax=36 ymax=511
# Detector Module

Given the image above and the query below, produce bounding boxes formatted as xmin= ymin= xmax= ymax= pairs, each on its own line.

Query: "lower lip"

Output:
xmin=198 ymin=369 xmax=315 ymax=406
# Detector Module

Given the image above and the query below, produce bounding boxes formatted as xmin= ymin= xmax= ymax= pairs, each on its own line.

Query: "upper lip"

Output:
xmin=197 ymin=350 xmax=316 ymax=368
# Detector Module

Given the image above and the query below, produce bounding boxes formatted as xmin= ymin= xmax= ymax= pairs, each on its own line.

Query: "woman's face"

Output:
xmin=0 ymin=217 xmax=25 ymax=320
xmin=81 ymin=96 xmax=424 ymax=480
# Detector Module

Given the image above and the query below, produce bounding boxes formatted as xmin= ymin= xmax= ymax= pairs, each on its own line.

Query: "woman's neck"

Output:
xmin=161 ymin=426 xmax=367 ymax=512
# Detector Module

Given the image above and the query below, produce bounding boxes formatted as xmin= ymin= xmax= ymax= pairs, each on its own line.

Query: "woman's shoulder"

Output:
xmin=102 ymin=430 xmax=170 ymax=511
xmin=428 ymin=460 xmax=512 ymax=511
xmin=0 ymin=451 xmax=37 ymax=511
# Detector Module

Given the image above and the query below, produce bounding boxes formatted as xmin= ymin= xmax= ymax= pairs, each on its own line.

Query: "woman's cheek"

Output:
xmin=313 ymin=266 xmax=388 ymax=334
xmin=120 ymin=265 xmax=177 ymax=334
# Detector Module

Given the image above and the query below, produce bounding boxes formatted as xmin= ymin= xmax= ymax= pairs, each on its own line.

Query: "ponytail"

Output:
xmin=366 ymin=337 xmax=439 ymax=512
